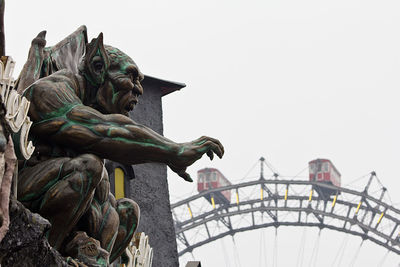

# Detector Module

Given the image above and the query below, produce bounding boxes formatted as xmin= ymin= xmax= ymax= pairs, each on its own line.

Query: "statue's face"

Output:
xmin=79 ymin=35 xmax=145 ymax=116
xmin=96 ymin=46 xmax=144 ymax=116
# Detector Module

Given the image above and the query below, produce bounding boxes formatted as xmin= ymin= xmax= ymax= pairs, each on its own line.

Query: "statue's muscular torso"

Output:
xmin=22 ymin=70 xmax=84 ymax=165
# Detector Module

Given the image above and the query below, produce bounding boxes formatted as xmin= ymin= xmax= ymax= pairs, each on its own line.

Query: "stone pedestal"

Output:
xmin=0 ymin=200 xmax=69 ymax=267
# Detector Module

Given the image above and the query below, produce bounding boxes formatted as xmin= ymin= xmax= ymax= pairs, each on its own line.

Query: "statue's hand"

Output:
xmin=169 ymin=136 xmax=224 ymax=182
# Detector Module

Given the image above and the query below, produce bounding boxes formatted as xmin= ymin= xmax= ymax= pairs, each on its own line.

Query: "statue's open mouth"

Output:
xmin=124 ymin=98 xmax=138 ymax=113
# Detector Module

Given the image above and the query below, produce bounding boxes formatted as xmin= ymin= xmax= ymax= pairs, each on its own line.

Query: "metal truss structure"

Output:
xmin=172 ymin=171 xmax=400 ymax=257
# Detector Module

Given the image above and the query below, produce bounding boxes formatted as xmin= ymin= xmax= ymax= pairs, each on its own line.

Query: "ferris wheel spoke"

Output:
xmin=308 ymin=229 xmax=322 ymax=267
xmin=220 ymin=238 xmax=230 ymax=267
xmin=273 ymin=228 xmax=278 ymax=267
xmin=296 ymin=216 xmax=308 ymax=267
xmin=377 ymin=250 xmax=390 ymax=267
xmin=231 ymin=236 xmax=242 ymax=267
xmin=336 ymin=235 xmax=349 ymax=267
xmin=348 ymin=240 xmax=364 ymax=267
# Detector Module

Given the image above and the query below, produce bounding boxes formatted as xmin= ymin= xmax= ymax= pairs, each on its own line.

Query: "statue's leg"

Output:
xmin=78 ymin=189 xmax=139 ymax=263
xmin=18 ymin=157 xmax=70 ymax=210
xmin=18 ymin=154 xmax=104 ymax=250
xmin=78 ymin=172 xmax=120 ymax=254
xmin=109 ymin=197 xmax=140 ymax=263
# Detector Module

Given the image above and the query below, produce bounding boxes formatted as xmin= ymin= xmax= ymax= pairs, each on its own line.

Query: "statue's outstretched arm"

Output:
xmin=28 ymin=79 xmax=223 ymax=182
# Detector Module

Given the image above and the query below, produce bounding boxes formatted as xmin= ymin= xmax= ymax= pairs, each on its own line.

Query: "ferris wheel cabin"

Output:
xmin=197 ymin=168 xmax=231 ymax=205
xmin=309 ymin=159 xmax=341 ymax=197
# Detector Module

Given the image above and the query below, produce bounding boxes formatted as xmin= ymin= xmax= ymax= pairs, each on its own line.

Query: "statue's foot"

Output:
xmin=65 ymin=231 xmax=109 ymax=267
xmin=66 ymin=256 xmax=92 ymax=267
xmin=65 ymin=257 xmax=89 ymax=267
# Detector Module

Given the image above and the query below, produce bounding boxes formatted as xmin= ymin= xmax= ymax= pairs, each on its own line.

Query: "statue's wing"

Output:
xmin=42 ymin=25 xmax=88 ymax=76
xmin=16 ymin=26 xmax=88 ymax=94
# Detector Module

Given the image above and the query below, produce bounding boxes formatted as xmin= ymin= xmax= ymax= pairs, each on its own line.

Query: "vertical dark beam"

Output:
xmin=0 ymin=0 xmax=4 ymax=56
xmin=389 ymin=223 xmax=399 ymax=241
xmin=343 ymin=205 xmax=352 ymax=229
xmin=298 ymin=200 xmax=303 ymax=222
xmin=251 ymin=204 xmax=255 ymax=226
xmin=0 ymin=0 xmax=4 ymax=230
xmin=204 ymin=222 xmax=211 ymax=239
xmin=0 ymin=0 xmax=5 ymax=227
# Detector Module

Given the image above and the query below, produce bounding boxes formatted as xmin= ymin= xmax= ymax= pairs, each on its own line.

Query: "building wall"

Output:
xmin=128 ymin=84 xmax=179 ymax=267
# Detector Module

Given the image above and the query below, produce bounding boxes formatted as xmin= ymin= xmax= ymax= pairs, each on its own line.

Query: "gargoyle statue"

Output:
xmin=15 ymin=26 xmax=224 ymax=266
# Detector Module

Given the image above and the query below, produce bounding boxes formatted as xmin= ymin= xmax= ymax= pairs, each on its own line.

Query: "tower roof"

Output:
xmin=142 ymin=75 xmax=186 ymax=97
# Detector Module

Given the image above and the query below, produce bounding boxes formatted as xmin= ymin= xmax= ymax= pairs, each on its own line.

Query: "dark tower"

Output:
xmin=107 ymin=75 xmax=185 ymax=267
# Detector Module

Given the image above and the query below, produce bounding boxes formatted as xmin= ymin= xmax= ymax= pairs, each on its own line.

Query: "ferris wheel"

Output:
xmin=171 ymin=157 xmax=400 ymax=266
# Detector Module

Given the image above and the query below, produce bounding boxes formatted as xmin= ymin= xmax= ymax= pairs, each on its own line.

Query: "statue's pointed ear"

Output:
xmin=83 ymin=33 xmax=109 ymax=86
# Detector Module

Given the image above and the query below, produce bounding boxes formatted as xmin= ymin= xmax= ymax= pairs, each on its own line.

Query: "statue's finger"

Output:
xmin=179 ymin=171 xmax=193 ymax=182
xmin=193 ymin=136 xmax=208 ymax=146
xmin=207 ymin=150 xmax=214 ymax=161
xmin=169 ymin=165 xmax=190 ymax=182
xmin=207 ymin=136 xmax=223 ymax=149
xmin=203 ymin=136 xmax=224 ymax=156
xmin=216 ymin=142 xmax=224 ymax=156
xmin=202 ymin=141 xmax=223 ymax=159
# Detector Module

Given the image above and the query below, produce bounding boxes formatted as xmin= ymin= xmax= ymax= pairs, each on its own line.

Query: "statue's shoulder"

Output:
xmin=24 ymin=69 xmax=80 ymax=98
xmin=39 ymin=69 xmax=78 ymax=84
xmin=23 ymin=69 xmax=82 ymax=122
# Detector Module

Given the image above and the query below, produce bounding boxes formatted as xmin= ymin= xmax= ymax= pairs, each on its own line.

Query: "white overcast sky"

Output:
xmin=5 ymin=0 xmax=400 ymax=266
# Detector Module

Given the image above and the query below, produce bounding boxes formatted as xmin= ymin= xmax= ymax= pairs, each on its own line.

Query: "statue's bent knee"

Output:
xmin=110 ymin=198 xmax=140 ymax=262
xmin=18 ymin=154 xmax=106 ymax=250
xmin=63 ymin=154 xmax=104 ymax=189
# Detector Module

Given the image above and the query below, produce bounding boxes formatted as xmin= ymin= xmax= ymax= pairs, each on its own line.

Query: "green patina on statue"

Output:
xmin=15 ymin=26 xmax=224 ymax=266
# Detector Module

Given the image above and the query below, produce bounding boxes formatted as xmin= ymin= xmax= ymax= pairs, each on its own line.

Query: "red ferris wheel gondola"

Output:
xmin=309 ymin=158 xmax=341 ymax=198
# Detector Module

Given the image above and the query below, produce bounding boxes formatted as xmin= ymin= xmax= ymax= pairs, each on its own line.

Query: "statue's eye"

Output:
xmin=92 ymin=55 xmax=104 ymax=72
xmin=93 ymin=61 xmax=103 ymax=72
